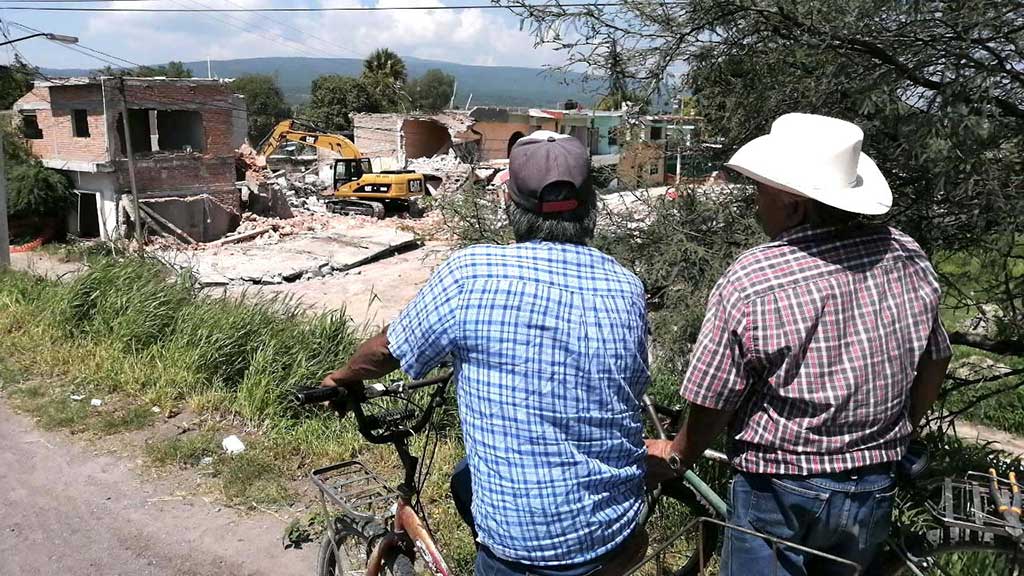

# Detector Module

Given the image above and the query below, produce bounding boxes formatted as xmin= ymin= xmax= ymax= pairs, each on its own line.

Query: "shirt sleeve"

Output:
xmin=387 ymin=256 xmax=463 ymax=379
xmin=679 ymin=284 xmax=751 ymax=411
xmin=924 ymin=311 xmax=953 ymax=360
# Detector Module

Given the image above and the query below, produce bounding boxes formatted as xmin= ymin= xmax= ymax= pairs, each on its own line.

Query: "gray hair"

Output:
xmin=505 ymin=185 xmax=597 ymax=245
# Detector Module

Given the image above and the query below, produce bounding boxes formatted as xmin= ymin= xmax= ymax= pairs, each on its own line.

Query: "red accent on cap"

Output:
xmin=539 ymin=199 xmax=579 ymax=213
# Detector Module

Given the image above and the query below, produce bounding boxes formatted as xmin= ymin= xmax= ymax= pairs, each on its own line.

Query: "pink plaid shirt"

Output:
xmin=680 ymin=225 xmax=952 ymax=475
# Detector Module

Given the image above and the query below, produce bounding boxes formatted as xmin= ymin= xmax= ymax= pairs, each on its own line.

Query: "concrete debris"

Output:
xmin=157 ymin=214 xmax=420 ymax=287
xmin=236 ymin=143 xmax=266 ymax=172
xmin=407 ymin=150 xmax=474 ymax=196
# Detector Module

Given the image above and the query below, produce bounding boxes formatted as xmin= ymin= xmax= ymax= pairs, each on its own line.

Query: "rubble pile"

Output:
xmin=268 ymin=170 xmax=330 ymax=212
xmin=235 ymin=211 xmax=339 ymax=245
xmin=407 ymin=150 xmax=474 ymax=195
xmin=236 ymin=143 xmax=266 ymax=173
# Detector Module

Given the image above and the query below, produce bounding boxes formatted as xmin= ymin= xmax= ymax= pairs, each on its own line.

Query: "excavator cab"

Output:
xmin=332 ymin=158 xmax=374 ymax=188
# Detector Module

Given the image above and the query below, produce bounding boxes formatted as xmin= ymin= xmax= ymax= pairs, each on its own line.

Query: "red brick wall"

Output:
xmin=115 ymin=155 xmax=240 ymax=212
xmin=22 ymin=86 xmax=111 ymax=163
xmin=16 ymin=80 xmax=241 ymax=213
xmin=118 ymin=81 xmax=238 ymax=157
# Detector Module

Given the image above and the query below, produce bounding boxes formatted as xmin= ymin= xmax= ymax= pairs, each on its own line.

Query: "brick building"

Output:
xmin=13 ymin=77 xmax=248 ymax=241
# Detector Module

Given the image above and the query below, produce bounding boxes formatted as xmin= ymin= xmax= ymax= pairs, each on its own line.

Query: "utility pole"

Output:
xmin=207 ymin=57 xmax=212 ymax=79
xmin=118 ymin=78 xmax=144 ymax=251
xmin=0 ymin=134 xmax=9 ymax=269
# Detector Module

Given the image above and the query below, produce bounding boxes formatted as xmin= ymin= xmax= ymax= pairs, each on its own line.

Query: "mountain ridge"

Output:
xmin=40 ymin=55 xmax=606 ymax=108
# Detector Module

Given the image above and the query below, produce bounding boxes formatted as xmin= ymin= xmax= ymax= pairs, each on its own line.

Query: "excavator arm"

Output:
xmin=257 ymin=119 xmax=362 ymax=160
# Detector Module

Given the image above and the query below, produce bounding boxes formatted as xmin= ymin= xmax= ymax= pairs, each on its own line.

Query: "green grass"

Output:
xmin=0 ymin=257 xmax=477 ymax=567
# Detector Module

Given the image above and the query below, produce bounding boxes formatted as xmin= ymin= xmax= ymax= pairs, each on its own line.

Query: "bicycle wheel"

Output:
xmin=317 ymin=525 xmax=365 ymax=576
xmin=877 ymin=537 xmax=1024 ymax=575
xmin=637 ymin=481 xmax=723 ymax=576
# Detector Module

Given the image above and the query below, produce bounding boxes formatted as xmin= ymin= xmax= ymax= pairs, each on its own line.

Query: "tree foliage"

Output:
xmin=93 ymin=61 xmax=193 ymax=79
xmin=306 ymin=74 xmax=380 ymax=133
xmin=408 ymin=68 xmax=456 ymax=113
xmin=361 ymin=48 xmax=410 ymax=112
xmin=231 ymin=74 xmax=290 ymax=144
xmin=7 ymin=160 xmax=74 ymax=220
xmin=0 ymin=56 xmax=38 ymax=110
xmin=502 ymin=0 xmax=1024 ymax=411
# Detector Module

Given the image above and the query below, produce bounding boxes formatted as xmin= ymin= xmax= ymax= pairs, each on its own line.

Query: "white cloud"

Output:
xmin=10 ymin=0 xmax=565 ymax=71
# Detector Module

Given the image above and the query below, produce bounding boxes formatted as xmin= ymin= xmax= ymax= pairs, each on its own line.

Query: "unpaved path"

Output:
xmin=954 ymin=420 xmax=1024 ymax=457
xmin=0 ymin=401 xmax=315 ymax=576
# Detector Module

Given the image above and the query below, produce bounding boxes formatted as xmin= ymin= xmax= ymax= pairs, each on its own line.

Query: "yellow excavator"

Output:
xmin=257 ymin=119 xmax=426 ymax=218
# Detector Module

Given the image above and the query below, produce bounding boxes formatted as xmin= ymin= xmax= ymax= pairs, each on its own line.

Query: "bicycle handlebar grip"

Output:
xmin=295 ymin=386 xmax=344 ymax=405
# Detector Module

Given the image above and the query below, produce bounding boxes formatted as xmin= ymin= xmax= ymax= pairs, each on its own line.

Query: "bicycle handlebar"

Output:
xmin=295 ymin=386 xmax=345 ymax=405
xmin=295 ymin=371 xmax=454 ymax=445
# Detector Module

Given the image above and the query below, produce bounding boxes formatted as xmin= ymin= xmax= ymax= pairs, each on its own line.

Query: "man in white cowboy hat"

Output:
xmin=646 ymin=113 xmax=953 ymax=574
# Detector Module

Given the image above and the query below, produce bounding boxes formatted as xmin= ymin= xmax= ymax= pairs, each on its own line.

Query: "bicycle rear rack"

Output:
xmin=924 ymin=471 xmax=1024 ymax=546
xmin=311 ymin=461 xmax=400 ymax=522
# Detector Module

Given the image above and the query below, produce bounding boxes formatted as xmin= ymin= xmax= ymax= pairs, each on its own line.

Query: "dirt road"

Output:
xmin=0 ymin=402 xmax=315 ymax=576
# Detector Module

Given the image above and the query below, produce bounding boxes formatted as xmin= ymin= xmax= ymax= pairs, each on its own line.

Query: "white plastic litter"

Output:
xmin=69 ymin=394 xmax=85 ymax=401
xmin=221 ymin=435 xmax=246 ymax=455
xmin=151 ymin=406 xmax=161 ymax=413
xmin=199 ymin=456 xmax=214 ymax=465
xmin=90 ymin=398 xmax=103 ymax=407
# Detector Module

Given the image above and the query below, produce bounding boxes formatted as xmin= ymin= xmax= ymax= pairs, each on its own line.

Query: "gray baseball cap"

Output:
xmin=508 ymin=131 xmax=593 ymax=214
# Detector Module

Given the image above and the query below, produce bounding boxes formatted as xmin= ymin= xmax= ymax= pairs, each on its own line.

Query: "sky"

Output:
xmin=0 ymin=0 xmax=568 ymax=71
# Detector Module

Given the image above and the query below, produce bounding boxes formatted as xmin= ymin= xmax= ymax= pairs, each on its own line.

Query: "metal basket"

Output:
xmin=923 ymin=471 xmax=1024 ymax=546
xmin=311 ymin=460 xmax=399 ymax=522
xmin=625 ymin=516 xmax=864 ymax=576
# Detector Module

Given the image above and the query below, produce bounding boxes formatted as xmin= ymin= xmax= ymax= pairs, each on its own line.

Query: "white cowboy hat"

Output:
xmin=725 ymin=113 xmax=892 ymax=215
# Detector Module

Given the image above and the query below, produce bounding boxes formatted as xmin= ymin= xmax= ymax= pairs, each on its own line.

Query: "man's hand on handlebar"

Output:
xmin=320 ymin=374 xmax=362 ymax=414
xmin=645 ymin=439 xmax=687 ymax=488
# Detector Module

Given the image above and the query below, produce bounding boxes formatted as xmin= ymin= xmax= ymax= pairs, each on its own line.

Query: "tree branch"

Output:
xmin=948 ymin=332 xmax=1024 ymax=357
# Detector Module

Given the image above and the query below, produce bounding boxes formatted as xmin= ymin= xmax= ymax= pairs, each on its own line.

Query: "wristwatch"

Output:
xmin=667 ymin=452 xmax=684 ymax=475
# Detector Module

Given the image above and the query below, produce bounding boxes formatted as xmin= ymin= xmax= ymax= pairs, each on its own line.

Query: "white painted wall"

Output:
xmin=66 ymin=171 xmax=121 ymax=240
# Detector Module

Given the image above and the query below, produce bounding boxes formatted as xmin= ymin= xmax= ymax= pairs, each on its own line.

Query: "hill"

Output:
xmin=41 ymin=55 xmax=607 ymax=108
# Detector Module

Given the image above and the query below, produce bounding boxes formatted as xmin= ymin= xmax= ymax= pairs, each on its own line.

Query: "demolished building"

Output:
xmin=14 ymin=77 xmax=248 ymax=242
xmin=352 ymin=112 xmax=478 ymax=195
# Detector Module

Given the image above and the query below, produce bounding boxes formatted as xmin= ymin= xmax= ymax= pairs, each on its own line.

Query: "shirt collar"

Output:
xmin=772 ymin=224 xmax=838 ymax=244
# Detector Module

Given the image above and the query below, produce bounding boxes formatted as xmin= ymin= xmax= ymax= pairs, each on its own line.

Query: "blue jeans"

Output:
xmin=450 ymin=458 xmax=640 ymax=576
xmin=721 ymin=467 xmax=896 ymax=576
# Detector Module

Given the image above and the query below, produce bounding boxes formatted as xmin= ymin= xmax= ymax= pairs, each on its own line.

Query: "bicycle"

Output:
xmin=297 ymin=373 xmax=1024 ymax=576
xmin=641 ymin=403 xmax=1024 ymax=576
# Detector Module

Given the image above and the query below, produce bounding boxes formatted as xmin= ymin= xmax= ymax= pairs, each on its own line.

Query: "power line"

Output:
xmin=168 ymin=0 xmax=342 ymax=60
xmin=212 ymin=0 xmax=365 ymax=60
xmin=0 ymin=1 xmax=681 ymax=12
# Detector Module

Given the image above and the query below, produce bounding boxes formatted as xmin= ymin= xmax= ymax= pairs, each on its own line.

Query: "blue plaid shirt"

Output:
xmin=387 ymin=242 xmax=650 ymax=565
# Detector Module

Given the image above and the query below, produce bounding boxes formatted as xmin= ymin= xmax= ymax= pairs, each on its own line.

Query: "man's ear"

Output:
xmin=787 ymin=197 xmax=810 ymax=227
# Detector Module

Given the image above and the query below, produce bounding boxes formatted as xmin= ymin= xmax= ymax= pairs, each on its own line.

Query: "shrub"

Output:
xmin=7 ymin=160 xmax=74 ymax=220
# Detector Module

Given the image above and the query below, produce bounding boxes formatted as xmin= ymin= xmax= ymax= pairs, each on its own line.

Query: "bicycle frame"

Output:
xmin=365 ymin=497 xmax=451 ymax=576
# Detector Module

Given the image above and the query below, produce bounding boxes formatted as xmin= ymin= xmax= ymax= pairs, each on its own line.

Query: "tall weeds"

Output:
xmin=0 ymin=257 xmax=361 ymax=434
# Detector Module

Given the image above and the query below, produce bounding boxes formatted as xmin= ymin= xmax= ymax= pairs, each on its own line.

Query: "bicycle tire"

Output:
xmin=876 ymin=536 xmax=1024 ymax=575
xmin=383 ymin=552 xmax=416 ymax=576
xmin=645 ymin=480 xmax=723 ymax=576
xmin=317 ymin=528 xmax=364 ymax=576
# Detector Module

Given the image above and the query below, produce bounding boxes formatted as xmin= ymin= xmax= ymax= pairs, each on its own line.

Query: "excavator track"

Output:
xmin=326 ymin=199 xmax=386 ymax=219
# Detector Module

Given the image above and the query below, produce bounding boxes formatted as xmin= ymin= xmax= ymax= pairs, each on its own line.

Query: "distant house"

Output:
xmin=13 ymin=77 xmax=248 ymax=242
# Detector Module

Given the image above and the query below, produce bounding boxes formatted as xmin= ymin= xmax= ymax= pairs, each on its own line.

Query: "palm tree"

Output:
xmin=363 ymin=48 xmax=408 ymax=86
xmin=362 ymin=48 xmax=409 ymax=111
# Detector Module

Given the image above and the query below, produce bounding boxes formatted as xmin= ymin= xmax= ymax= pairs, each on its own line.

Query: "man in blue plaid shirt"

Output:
xmin=322 ymin=131 xmax=651 ymax=575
